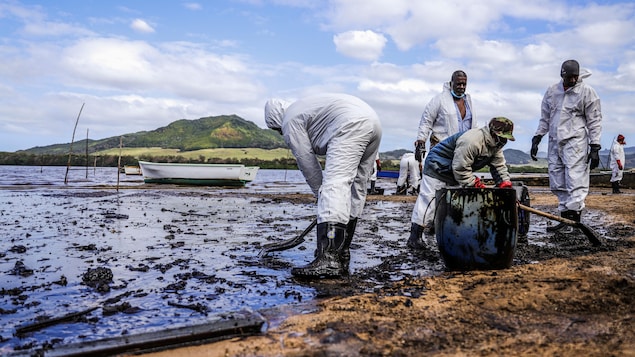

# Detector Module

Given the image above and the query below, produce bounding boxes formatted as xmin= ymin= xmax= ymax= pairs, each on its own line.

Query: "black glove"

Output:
xmin=414 ymin=142 xmax=425 ymax=162
xmin=587 ymin=144 xmax=601 ymax=170
xmin=530 ymin=135 xmax=542 ymax=161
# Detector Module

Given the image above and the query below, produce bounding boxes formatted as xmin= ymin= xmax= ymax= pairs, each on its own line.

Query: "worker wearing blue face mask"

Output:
xmin=412 ymin=70 xmax=481 ymax=234
xmin=414 ymin=70 xmax=481 ymax=162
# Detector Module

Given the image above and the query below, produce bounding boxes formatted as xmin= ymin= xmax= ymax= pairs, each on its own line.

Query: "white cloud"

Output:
xmin=333 ymin=30 xmax=387 ymax=61
xmin=183 ymin=3 xmax=202 ymax=11
xmin=130 ymin=18 xmax=155 ymax=33
xmin=58 ymin=38 xmax=263 ymax=102
xmin=1 ymin=1 xmax=635 ymax=153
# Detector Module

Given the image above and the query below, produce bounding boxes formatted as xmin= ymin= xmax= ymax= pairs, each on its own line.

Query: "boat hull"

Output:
xmin=138 ymin=161 xmax=259 ymax=187
xmin=123 ymin=165 xmax=142 ymax=175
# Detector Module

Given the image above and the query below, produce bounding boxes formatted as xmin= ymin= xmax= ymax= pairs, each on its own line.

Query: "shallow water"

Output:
xmin=0 ymin=166 xmax=617 ymax=354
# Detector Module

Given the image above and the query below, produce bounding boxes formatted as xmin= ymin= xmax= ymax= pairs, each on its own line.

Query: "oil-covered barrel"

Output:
xmin=435 ymin=187 xmax=518 ymax=270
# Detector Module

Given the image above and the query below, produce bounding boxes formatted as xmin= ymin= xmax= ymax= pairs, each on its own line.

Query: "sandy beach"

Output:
xmin=1 ymin=178 xmax=633 ymax=356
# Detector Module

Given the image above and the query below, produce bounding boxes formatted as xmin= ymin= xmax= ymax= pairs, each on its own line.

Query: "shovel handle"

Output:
xmin=258 ymin=219 xmax=318 ymax=257
xmin=517 ymin=203 xmax=577 ymax=225
xmin=517 ymin=203 xmax=602 ymax=246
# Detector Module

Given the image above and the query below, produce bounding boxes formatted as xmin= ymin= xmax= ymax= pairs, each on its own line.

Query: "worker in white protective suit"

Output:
xmin=610 ymin=134 xmax=626 ymax=194
xmin=395 ymin=152 xmax=421 ymax=195
xmin=264 ymin=93 xmax=382 ymax=278
xmin=408 ymin=117 xmax=515 ymax=250
xmin=413 ymin=70 xmax=480 ymax=163
xmin=530 ymin=60 xmax=603 ymax=233
xmin=368 ymin=152 xmax=382 ymax=194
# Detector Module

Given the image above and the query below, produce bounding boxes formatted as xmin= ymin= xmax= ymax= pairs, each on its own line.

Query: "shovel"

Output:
xmin=517 ymin=203 xmax=602 ymax=246
xmin=258 ymin=219 xmax=317 ymax=258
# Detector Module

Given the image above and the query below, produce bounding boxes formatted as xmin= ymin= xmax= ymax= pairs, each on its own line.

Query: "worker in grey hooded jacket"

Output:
xmin=264 ymin=93 xmax=382 ymax=278
xmin=408 ymin=117 xmax=514 ymax=250
xmin=530 ymin=59 xmax=603 ymax=232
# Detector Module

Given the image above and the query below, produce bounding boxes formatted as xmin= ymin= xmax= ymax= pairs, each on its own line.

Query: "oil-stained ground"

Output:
xmin=0 ymin=183 xmax=633 ymax=356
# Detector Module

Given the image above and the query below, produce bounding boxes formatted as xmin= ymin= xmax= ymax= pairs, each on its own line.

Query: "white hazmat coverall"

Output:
xmin=396 ymin=152 xmax=421 ymax=191
xmin=265 ymin=93 xmax=382 ymax=224
xmin=610 ymin=137 xmax=625 ymax=183
xmin=534 ymin=69 xmax=603 ymax=212
xmin=417 ymin=81 xmax=478 ymax=149
xmin=370 ymin=152 xmax=380 ymax=182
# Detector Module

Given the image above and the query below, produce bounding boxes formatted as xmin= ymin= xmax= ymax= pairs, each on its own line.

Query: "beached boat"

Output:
xmin=138 ymin=161 xmax=259 ymax=186
xmin=123 ymin=165 xmax=142 ymax=175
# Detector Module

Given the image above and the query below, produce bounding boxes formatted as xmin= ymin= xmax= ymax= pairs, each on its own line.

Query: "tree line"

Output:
xmin=0 ymin=152 xmax=306 ymax=170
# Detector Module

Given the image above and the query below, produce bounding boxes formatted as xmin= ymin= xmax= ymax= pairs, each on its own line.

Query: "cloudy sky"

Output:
xmin=1 ymin=0 xmax=633 ymax=154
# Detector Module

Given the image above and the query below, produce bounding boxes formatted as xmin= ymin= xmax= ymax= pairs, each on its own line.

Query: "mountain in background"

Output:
xmin=13 ymin=114 xmax=634 ymax=167
xmin=19 ymin=115 xmax=286 ymax=155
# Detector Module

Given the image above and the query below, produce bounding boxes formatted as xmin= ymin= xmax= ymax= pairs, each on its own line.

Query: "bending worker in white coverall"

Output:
xmin=408 ymin=117 xmax=515 ymax=250
xmin=264 ymin=93 xmax=382 ymax=278
xmin=530 ymin=59 xmax=603 ymax=232
xmin=396 ymin=152 xmax=421 ymax=195
xmin=610 ymin=134 xmax=626 ymax=194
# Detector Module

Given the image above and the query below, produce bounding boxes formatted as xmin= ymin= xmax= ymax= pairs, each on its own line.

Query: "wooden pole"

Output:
xmin=85 ymin=128 xmax=89 ymax=179
xmin=64 ymin=103 xmax=85 ymax=184
xmin=117 ymin=136 xmax=122 ymax=192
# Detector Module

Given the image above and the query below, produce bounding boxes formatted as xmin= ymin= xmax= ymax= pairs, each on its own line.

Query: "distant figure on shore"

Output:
xmin=530 ymin=59 xmax=603 ymax=233
xmin=396 ymin=151 xmax=421 ymax=195
xmin=368 ymin=152 xmax=382 ymax=194
xmin=610 ymin=134 xmax=626 ymax=194
xmin=264 ymin=93 xmax=382 ymax=279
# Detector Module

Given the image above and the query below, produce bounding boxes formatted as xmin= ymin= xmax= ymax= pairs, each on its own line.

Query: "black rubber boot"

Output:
xmin=395 ymin=185 xmax=407 ymax=195
xmin=340 ymin=218 xmax=358 ymax=272
xmin=407 ymin=222 xmax=427 ymax=250
xmin=547 ymin=210 xmax=574 ymax=232
xmin=292 ymin=222 xmax=347 ymax=279
xmin=612 ymin=181 xmax=622 ymax=194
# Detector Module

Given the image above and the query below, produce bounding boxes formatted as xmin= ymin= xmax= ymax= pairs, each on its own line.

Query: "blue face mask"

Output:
xmin=451 ymin=90 xmax=465 ymax=99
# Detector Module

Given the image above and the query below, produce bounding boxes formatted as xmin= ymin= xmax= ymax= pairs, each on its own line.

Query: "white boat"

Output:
xmin=138 ymin=161 xmax=259 ymax=186
xmin=123 ymin=165 xmax=142 ymax=175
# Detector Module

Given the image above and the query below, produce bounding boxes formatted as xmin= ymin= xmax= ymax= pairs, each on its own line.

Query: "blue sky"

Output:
xmin=1 ymin=0 xmax=634 ymax=154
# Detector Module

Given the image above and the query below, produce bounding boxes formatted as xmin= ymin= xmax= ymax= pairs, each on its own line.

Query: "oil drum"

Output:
xmin=435 ymin=187 xmax=518 ymax=270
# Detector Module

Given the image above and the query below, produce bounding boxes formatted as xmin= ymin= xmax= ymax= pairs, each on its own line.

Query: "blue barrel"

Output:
xmin=435 ymin=187 xmax=518 ymax=270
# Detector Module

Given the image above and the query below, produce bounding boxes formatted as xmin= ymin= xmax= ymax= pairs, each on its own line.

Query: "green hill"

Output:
xmin=19 ymin=115 xmax=286 ymax=155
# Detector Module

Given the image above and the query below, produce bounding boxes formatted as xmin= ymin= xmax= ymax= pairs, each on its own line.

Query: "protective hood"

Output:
xmin=579 ymin=68 xmax=592 ymax=80
xmin=264 ymin=98 xmax=291 ymax=130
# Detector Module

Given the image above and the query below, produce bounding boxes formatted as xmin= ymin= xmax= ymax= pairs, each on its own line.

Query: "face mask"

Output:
xmin=562 ymin=75 xmax=578 ymax=89
xmin=451 ymin=90 xmax=465 ymax=99
xmin=495 ymin=137 xmax=507 ymax=149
